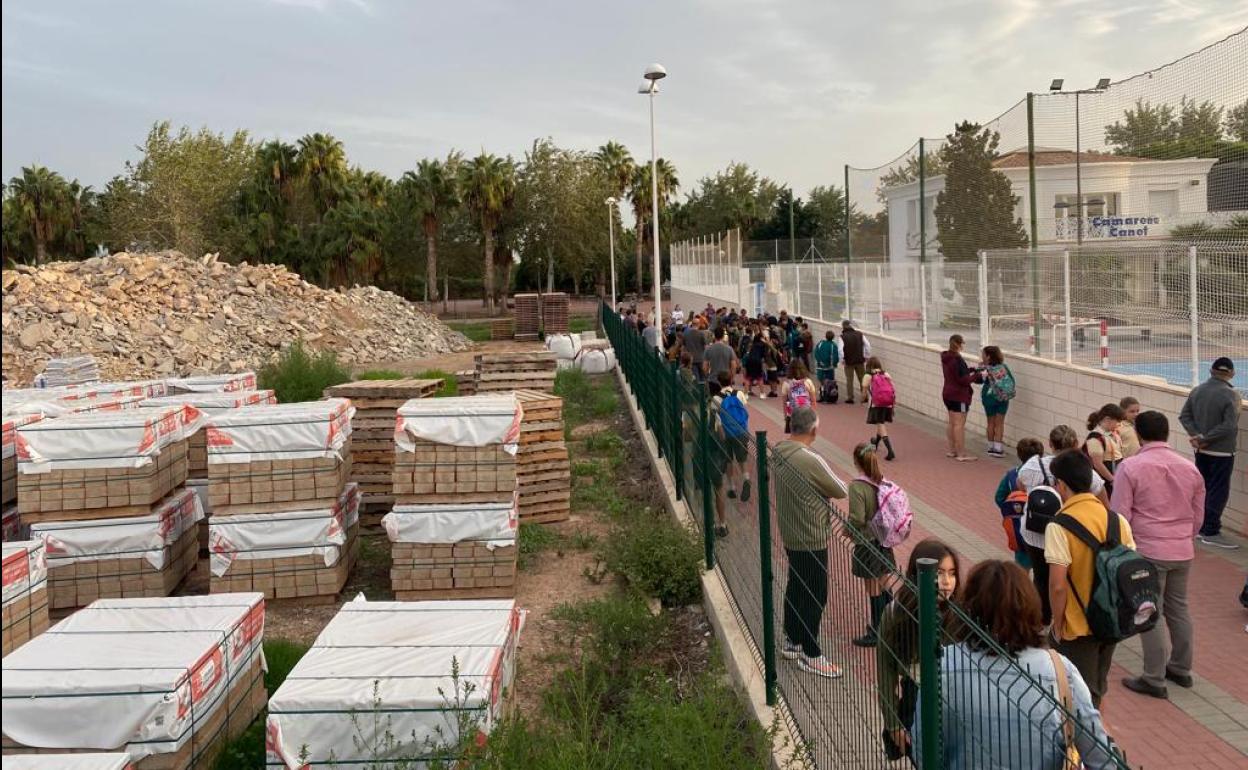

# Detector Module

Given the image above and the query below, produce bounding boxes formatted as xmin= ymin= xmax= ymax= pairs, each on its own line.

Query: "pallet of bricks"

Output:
xmin=2 ymin=592 xmax=267 ymax=770
xmin=266 ymin=597 xmax=525 ymax=768
xmin=137 ymin=390 xmax=277 ymax=554
xmin=322 ymin=378 xmax=442 ymax=517
xmin=389 ymin=394 xmax=521 ymax=599
xmin=15 ymin=405 xmax=199 ymax=610
xmin=165 ymin=371 xmax=257 ymax=395
xmin=474 ymin=351 xmax=558 ymax=394
xmin=541 ymin=291 xmax=570 ymax=334
xmin=490 ymin=316 xmax=515 ymax=340
xmin=513 ymin=293 xmax=540 ymax=341
xmin=4 ymin=754 xmax=136 ymax=770
xmin=514 ymin=389 xmax=570 ymax=523
xmin=205 ymin=399 xmax=357 ymax=602
xmin=2 ymin=539 xmax=48 ymax=655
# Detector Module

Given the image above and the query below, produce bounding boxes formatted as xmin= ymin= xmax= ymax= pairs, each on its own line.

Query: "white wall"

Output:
xmin=671 ymin=285 xmax=1247 ymax=536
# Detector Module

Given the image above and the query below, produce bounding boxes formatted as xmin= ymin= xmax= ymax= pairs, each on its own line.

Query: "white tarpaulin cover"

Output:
xmin=266 ymin=598 xmax=524 ymax=770
xmin=545 ymin=333 xmax=582 ymax=360
xmin=575 ymin=347 xmax=617 ymax=374
xmin=165 ymin=372 xmax=258 ymax=394
xmin=16 ymin=404 xmax=194 ymax=472
xmin=205 ymin=398 xmax=354 ymax=464
xmin=2 ymin=753 xmax=135 ymax=770
xmin=383 ymin=500 xmax=517 ymax=548
xmin=140 ymin=390 xmax=276 ymax=414
xmin=2 ymin=411 xmax=47 ymax=460
xmin=395 ymin=394 xmax=522 ymax=455
xmin=1 ymin=592 xmax=265 ymax=758
xmin=58 ymin=380 xmax=168 ymax=400
xmin=2 ymin=539 xmax=47 ymax=606
xmin=31 ymin=488 xmax=203 ymax=570
xmin=209 ymin=483 xmax=359 ymax=576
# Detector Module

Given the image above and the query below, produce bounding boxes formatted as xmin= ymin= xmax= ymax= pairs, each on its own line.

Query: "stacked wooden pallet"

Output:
xmin=515 ymin=390 xmax=570 ymax=523
xmin=542 ymin=292 xmax=570 ymax=334
xmin=491 ymin=317 xmax=515 ymax=340
xmin=322 ymin=379 xmax=441 ymax=514
xmin=455 ymin=370 xmax=477 ymax=396
xmin=474 ymin=351 xmax=558 ymax=394
xmin=514 ymin=293 xmax=540 ymax=341
xmin=2 ymin=540 xmax=48 ymax=655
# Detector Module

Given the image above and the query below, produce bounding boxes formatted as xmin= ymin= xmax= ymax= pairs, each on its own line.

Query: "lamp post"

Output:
xmin=1050 ymin=77 xmax=1110 ymax=244
xmin=640 ymin=63 xmax=666 ymax=335
xmin=606 ymin=196 xmax=618 ymax=311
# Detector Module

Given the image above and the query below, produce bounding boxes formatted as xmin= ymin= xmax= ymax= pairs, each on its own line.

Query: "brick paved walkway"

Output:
xmin=744 ymin=391 xmax=1248 ymax=769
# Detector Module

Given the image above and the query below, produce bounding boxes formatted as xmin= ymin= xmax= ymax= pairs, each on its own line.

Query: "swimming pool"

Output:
xmin=1110 ymin=360 xmax=1247 ymax=394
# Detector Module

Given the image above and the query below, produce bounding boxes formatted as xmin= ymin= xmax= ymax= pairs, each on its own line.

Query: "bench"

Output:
xmin=882 ymin=309 xmax=923 ymax=330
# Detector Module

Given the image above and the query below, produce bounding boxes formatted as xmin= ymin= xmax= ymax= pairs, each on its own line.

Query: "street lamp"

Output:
xmin=1051 ymin=76 xmax=1111 ymax=244
xmin=640 ymin=63 xmax=666 ymax=336
xmin=606 ymin=196 xmax=618 ymax=311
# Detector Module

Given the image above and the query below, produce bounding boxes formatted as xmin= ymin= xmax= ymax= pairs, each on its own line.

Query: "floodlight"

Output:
xmin=1050 ymin=79 xmax=1064 ymax=91
xmin=644 ymin=63 xmax=667 ymax=81
xmin=1095 ymin=78 xmax=1111 ymax=90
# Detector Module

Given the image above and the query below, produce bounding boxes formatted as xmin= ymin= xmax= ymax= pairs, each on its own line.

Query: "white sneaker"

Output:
xmin=797 ymin=654 xmax=844 ymax=679
xmin=781 ymin=638 xmax=802 ymax=660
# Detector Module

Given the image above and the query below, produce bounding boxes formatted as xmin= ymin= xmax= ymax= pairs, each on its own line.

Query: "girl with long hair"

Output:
xmin=847 ymin=441 xmax=899 ymax=648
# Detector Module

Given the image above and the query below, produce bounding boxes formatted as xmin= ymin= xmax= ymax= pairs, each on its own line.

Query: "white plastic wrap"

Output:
xmin=383 ymin=499 xmax=517 ymax=547
xmin=266 ymin=598 xmax=524 ymax=770
xmin=394 ymin=394 xmax=522 ymax=455
xmin=575 ymin=347 xmax=617 ymax=374
xmin=205 ymin=398 xmax=354 ymax=464
xmin=1 ymin=592 xmax=265 ymax=759
xmin=3 ymin=411 xmax=47 ymax=460
xmin=60 ymin=380 xmax=167 ymax=400
xmin=545 ymin=333 xmax=582 ymax=360
xmin=31 ymin=488 xmax=203 ymax=570
xmin=2 ymin=753 xmax=135 ymax=770
xmin=15 ymin=404 xmax=193 ymax=472
xmin=165 ymin=372 xmax=258 ymax=394
xmin=2 ymin=539 xmax=47 ymax=606
xmin=140 ymin=389 xmax=276 ymax=413
xmin=209 ymin=483 xmax=360 ymax=577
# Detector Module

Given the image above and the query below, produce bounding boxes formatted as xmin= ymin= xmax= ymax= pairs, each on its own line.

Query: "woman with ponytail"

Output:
xmin=848 ymin=441 xmax=898 ymax=648
xmin=1084 ymin=403 xmax=1125 ymax=494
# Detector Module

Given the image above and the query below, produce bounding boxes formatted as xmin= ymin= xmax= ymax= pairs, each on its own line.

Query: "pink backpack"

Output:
xmin=858 ymin=477 xmax=913 ymax=548
xmin=786 ymin=379 xmax=812 ymax=416
xmin=869 ymin=372 xmax=896 ymax=408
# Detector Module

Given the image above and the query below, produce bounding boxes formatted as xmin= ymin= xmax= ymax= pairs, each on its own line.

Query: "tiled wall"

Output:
xmin=672 ymin=287 xmax=1247 ymax=535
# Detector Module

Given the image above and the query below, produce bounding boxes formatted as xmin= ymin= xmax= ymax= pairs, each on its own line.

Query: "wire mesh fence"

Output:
xmin=601 ymin=302 xmax=1132 ymax=770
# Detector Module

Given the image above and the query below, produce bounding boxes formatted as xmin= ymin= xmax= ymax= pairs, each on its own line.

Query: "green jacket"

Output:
xmin=814 ymin=339 xmax=839 ymax=373
xmin=773 ymin=440 xmax=847 ymax=551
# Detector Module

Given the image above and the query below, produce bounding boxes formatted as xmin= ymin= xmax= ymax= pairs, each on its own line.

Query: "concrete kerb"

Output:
xmin=612 ymin=366 xmax=809 ymax=770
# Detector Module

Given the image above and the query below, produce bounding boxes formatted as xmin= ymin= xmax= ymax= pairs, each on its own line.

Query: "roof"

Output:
xmin=993 ymin=148 xmax=1154 ymax=168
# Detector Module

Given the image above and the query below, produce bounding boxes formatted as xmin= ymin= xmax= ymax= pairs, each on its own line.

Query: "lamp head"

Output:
xmin=638 ymin=81 xmax=658 ymax=94
xmin=1049 ymin=78 xmax=1064 ymax=92
xmin=606 ymin=196 xmax=617 ymax=205
xmin=644 ymin=63 xmax=667 ymax=81
xmin=1095 ymin=77 xmax=1111 ymax=90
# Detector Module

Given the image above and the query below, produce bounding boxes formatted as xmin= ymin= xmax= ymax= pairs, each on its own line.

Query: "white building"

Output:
xmin=882 ymin=148 xmax=1223 ymax=263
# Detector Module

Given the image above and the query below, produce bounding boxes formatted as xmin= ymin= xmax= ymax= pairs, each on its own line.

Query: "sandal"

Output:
xmin=955 ymin=455 xmax=978 ymax=462
xmin=945 ymin=452 xmax=957 ymax=458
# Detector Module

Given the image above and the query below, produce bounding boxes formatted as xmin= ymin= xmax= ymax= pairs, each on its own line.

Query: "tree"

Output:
xmin=400 ymin=154 xmax=461 ymax=304
xmin=1104 ymin=100 xmax=1178 ymax=154
xmin=876 ymin=153 xmax=948 ymax=203
xmin=1176 ymin=97 xmax=1224 ymax=142
xmin=8 ymin=165 xmax=69 ymax=265
xmin=934 ymin=121 xmax=1028 ymax=263
xmin=297 ymin=133 xmax=347 ymax=220
xmin=595 ymin=141 xmax=635 ymax=200
xmin=675 ymin=162 xmax=778 ymax=240
xmin=628 ymin=159 xmax=679 ymax=294
xmin=64 ymin=180 xmax=96 ymax=259
xmin=460 ymin=153 xmax=516 ymax=313
xmin=317 ymin=197 xmax=384 ymax=287
xmin=805 ymin=184 xmax=850 ymax=242
xmin=1227 ymin=99 xmax=1248 ymax=142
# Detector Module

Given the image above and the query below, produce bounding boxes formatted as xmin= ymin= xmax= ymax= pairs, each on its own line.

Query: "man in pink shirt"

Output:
xmin=1110 ymin=410 xmax=1205 ymax=699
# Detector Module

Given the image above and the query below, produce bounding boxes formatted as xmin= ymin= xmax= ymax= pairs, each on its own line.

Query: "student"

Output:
xmin=814 ymin=330 xmax=840 ymax=402
xmin=742 ymin=333 xmax=767 ymax=397
xmin=941 ymin=334 xmax=977 ymax=461
xmin=704 ymin=326 xmax=738 ymax=383
xmin=764 ymin=332 xmax=784 ymax=398
xmin=839 ymin=320 xmax=870 ymax=404
xmin=876 ymin=539 xmax=962 ymax=760
xmin=1084 ymin=403 xmax=1125 ymax=495
xmin=705 ymin=380 xmax=730 ymax=538
xmin=800 ymin=323 xmax=815 ymax=371
xmin=670 ymin=304 xmax=684 ymax=326
xmin=1179 ymin=357 xmax=1242 ymax=549
xmin=995 ymin=438 xmax=1045 ymax=570
xmin=775 ymin=407 xmax=848 ymax=679
xmin=1117 ymin=396 xmax=1141 ymax=458
xmin=862 ymin=356 xmax=897 ymax=461
xmin=917 ymin=560 xmax=1120 ymax=769
xmin=781 ymin=360 xmax=816 ymax=434
xmin=677 ymin=351 xmax=696 ymax=390
xmin=682 ymin=319 xmax=710 ymax=382
xmin=847 ymin=442 xmax=898 ymax=648
xmin=979 ymin=345 xmax=1015 ymax=458
xmin=715 ymin=371 xmax=752 ymax=503
xmin=1046 ymin=450 xmax=1137 ymax=709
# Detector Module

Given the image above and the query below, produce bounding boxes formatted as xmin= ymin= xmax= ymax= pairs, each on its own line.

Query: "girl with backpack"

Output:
xmin=781 ymin=360 xmax=816 ymax=434
xmin=1084 ymin=403 xmax=1125 ymax=496
xmin=743 ymin=333 xmax=767 ymax=397
xmin=862 ymin=356 xmax=897 ymax=461
xmin=979 ymin=346 xmax=1016 ymax=458
xmin=765 ymin=330 xmax=784 ymax=398
xmin=847 ymin=442 xmax=903 ymax=648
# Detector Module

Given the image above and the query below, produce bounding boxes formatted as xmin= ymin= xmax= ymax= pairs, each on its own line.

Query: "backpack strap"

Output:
xmin=1039 ymin=458 xmax=1053 ymax=487
xmin=1046 ymin=650 xmax=1078 ymax=762
xmin=1054 ymin=511 xmax=1106 ymax=622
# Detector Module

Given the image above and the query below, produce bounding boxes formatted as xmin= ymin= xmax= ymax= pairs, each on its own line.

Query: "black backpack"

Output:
xmin=1055 ymin=510 xmax=1161 ymax=642
xmin=1023 ymin=460 xmax=1062 ymax=536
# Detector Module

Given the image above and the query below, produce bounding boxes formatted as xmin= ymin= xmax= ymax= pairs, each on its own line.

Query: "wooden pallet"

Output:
xmin=323 ymin=378 xmax=443 ymax=400
xmin=514 ymin=294 xmax=540 ymax=339
xmin=542 ymin=293 xmax=570 ymax=334
xmin=491 ymin=317 xmax=515 ymax=340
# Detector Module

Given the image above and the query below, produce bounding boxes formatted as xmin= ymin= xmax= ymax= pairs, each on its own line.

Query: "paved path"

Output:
xmin=743 ymin=391 xmax=1248 ymax=769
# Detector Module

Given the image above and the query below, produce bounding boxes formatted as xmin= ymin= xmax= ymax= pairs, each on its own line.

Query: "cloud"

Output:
xmin=266 ymin=0 xmax=373 ymax=14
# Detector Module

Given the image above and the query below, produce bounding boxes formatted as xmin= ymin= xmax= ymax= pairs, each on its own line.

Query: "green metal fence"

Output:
xmin=602 ymin=301 xmax=1133 ymax=770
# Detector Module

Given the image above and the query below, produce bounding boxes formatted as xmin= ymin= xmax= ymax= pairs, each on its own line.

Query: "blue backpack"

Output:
xmin=720 ymin=390 xmax=750 ymax=439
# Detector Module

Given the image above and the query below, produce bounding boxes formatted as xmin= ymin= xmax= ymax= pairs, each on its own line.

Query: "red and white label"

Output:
xmin=2 ymin=549 xmax=30 ymax=588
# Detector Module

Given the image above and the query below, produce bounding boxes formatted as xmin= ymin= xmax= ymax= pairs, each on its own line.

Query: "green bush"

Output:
xmin=212 ymin=639 xmax=310 ymax=770
xmin=550 ymin=595 xmax=664 ymax=667
xmin=603 ymin=514 xmax=702 ymax=607
xmin=258 ymin=339 xmax=351 ymax=403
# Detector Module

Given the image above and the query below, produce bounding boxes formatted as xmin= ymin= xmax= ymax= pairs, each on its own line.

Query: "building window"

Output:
xmin=1054 ymin=192 xmax=1119 ymax=218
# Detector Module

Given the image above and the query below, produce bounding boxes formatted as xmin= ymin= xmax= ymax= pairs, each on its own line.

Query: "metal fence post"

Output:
xmin=1189 ymin=244 xmax=1200 ymax=387
xmin=1063 ymin=249 xmax=1073 ymax=365
xmin=919 ymin=263 xmax=929 ymax=347
xmin=670 ymin=361 xmax=683 ymax=500
xmin=756 ymin=430 xmax=777 ymax=707
xmin=699 ymin=396 xmax=716 ymax=569
xmin=817 ymin=263 xmax=825 ymax=322
xmin=918 ymin=557 xmax=942 ymax=768
xmin=876 ymin=264 xmax=885 ymax=332
xmin=977 ymin=250 xmax=989 ymax=347
xmin=796 ymin=263 xmax=804 ymax=318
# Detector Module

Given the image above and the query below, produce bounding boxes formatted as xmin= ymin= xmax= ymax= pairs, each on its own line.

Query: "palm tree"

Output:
xmin=65 ymin=180 xmax=95 ymax=259
xmin=356 ymin=170 xmax=392 ymax=208
xmin=319 ymin=199 xmax=383 ymax=287
xmin=400 ymin=153 xmax=461 ymax=305
xmin=9 ymin=165 xmax=69 ymax=265
xmin=256 ymin=141 xmax=300 ymax=207
xmin=629 ymin=159 xmax=679 ymax=294
xmin=296 ymin=133 xmax=347 ymax=220
xmin=595 ymin=142 xmax=634 ymax=296
xmin=460 ymin=153 xmax=516 ymax=314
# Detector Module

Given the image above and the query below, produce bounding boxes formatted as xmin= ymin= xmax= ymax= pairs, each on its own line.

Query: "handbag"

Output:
xmin=1047 ymin=649 xmax=1082 ymax=769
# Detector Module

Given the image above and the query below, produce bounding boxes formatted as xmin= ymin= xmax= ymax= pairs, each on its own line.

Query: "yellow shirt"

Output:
xmin=1118 ymin=422 xmax=1140 ymax=458
xmin=1044 ymin=493 xmax=1136 ymax=641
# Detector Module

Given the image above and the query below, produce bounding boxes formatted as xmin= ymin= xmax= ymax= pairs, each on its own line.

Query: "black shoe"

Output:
xmin=740 ymin=479 xmax=752 ymax=503
xmin=1122 ymin=676 xmax=1168 ymax=699
xmin=1165 ymin=669 xmax=1194 ymax=689
xmin=714 ymin=525 xmax=729 ymax=539
xmin=885 ymin=450 xmax=896 ymax=462
xmin=1240 ymin=582 xmax=1248 ymax=609
xmin=852 ymin=630 xmax=878 ymax=648
xmin=727 ymin=489 xmax=737 ymax=499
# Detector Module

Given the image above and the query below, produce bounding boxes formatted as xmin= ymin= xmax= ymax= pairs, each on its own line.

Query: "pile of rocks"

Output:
xmin=1 ymin=251 xmax=472 ymax=385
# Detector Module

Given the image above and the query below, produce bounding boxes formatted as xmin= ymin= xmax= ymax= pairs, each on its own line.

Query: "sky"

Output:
xmin=3 ymin=0 xmax=1247 ymax=200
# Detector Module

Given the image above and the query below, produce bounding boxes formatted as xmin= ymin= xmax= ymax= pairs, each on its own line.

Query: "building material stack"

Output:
xmin=165 ymin=371 xmax=258 ymax=395
xmin=322 ymin=379 xmax=442 ymax=517
xmin=473 ymin=351 xmax=558 ymax=394
xmin=455 ymin=370 xmax=477 ymax=396
xmin=389 ymin=394 xmax=521 ymax=599
xmin=491 ymin=317 xmax=515 ymax=340
xmin=266 ymin=597 xmax=524 ymax=769
xmin=15 ymin=406 xmax=199 ymax=610
xmin=2 ymin=592 xmax=267 ymax=770
xmin=2 ymin=539 xmax=48 ymax=655
xmin=205 ymin=399 xmax=358 ymax=602
xmin=33 ymin=355 xmax=99 ymax=388
xmin=513 ymin=293 xmax=540 ymax=341
xmin=514 ymin=389 xmax=570 ymax=523
xmin=4 ymin=754 xmax=136 ymax=770
xmin=541 ymin=292 xmax=570 ymax=334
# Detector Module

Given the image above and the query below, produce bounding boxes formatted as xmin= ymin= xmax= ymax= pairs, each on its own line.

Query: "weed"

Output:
xmin=551 ymin=595 xmax=664 ymax=667
xmin=355 ymin=368 xmax=405 ymax=379
xmin=603 ymin=513 xmax=702 ymax=607
xmin=410 ymin=369 xmax=459 ymax=397
xmin=565 ymin=528 xmax=598 ymax=551
xmin=568 ymin=316 xmax=597 ymax=334
xmin=555 ymin=369 xmax=618 ymax=434
xmin=517 ymin=522 xmax=561 ymax=570
xmin=446 ymin=320 xmax=492 ymax=342
xmin=258 ymin=339 xmax=351 ymax=403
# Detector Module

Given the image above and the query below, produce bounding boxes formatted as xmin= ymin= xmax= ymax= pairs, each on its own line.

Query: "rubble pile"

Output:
xmin=1 ymin=251 xmax=471 ymax=384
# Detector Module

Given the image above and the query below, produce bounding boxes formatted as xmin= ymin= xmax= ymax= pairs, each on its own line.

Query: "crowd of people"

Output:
xmin=620 ymin=302 xmax=1244 ymax=768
